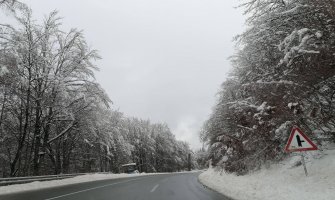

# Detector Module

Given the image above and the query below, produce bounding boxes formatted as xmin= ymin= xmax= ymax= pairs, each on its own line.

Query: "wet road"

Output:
xmin=0 ymin=172 xmax=230 ymax=200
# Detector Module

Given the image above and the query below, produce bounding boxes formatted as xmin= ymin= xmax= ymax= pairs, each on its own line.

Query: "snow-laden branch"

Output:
xmin=47 ymin=120 xmax=75 ymax=144
xmin=242 ymin=80 xmax=303 ymax=87
xmin=237 ymin=125 xmax=254 ymax=131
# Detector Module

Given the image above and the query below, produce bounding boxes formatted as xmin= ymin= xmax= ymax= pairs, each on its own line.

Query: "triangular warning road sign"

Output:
xmin=285 ymin=127 xmax=318 ymax=152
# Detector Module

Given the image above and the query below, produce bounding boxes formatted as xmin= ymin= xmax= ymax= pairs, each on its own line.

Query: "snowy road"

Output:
xmin=0 ymin=172 xmax=229 ymax=200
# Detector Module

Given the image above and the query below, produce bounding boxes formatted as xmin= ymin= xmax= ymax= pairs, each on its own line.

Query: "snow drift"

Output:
xmin=199 ymin=148 xmax=335 ymax=200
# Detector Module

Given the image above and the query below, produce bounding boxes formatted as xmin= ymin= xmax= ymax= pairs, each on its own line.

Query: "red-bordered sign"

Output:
xmin=285 ymin=126 xmax=318 ymax=152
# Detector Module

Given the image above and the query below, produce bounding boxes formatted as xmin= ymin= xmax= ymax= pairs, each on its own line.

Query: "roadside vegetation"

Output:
xmin=0 ymin=1 xmax=194 ymax=177
xmin=201 ymin=0 xmax=335 ymax=174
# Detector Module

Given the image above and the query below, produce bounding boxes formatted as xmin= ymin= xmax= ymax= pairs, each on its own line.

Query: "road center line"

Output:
xmin=44 ymin=177 xmax=144 ymax=200
xmin=150 ymin=184 xmax=159 ymax=193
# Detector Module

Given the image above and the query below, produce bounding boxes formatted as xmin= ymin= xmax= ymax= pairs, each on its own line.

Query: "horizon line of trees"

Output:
xmin=0 ymin=1 xmax=196 ymax=178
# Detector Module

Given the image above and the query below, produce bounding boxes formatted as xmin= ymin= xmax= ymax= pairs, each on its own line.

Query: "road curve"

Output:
xmin=0 ymin=172 xmax=230 ymax=200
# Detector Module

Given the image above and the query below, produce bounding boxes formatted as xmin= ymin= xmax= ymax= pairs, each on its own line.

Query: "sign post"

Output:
xmin=300 ymin=153 xmax=308 ymax=176
xmin=285 ymin=126 xmax=318 ymax=176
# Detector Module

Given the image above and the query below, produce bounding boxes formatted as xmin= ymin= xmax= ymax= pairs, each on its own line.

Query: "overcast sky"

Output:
xmin=19 ymin=0 xmax=246 ymax=149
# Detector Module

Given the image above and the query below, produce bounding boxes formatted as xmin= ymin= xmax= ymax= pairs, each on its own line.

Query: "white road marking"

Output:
xmin=150 ymin=184 xmax=159 ymax=193
xmin=44 ymin=177 xmax=144 ymax=200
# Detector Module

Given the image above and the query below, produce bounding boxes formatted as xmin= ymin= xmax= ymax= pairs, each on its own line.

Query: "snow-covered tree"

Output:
xmin=201 ymin=0 xmax=335 ymax=174
xmin=0 ymin=5 xmax=193 ymax=177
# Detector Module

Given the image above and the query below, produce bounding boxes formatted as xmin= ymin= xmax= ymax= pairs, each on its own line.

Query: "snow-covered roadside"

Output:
xmin=199 ymin=149 xmax=335 ymax=200
xmin=0 ymin=172 xmax=164 ymax=195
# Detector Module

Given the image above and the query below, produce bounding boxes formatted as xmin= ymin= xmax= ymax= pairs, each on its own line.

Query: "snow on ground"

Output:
xmin=199 ymin=148 xmax=335 ymax=200
xmin=0 ymin=172 xmax=164 ymax=195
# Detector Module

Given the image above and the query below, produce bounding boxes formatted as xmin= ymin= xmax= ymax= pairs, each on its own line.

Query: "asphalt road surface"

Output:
xmin=0 ymin=172 xmax=230 ymax=200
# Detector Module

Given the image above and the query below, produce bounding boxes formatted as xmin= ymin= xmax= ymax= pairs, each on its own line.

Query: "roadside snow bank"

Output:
xmin=199 ymin=149 xmax=335 ymax=200
xmin=0 ymin=173 xmax=162 ymax=195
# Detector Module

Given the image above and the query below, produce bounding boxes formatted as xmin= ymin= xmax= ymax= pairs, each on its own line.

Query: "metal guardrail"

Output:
xmin=0 ymin=173 xmax=88 ymax=186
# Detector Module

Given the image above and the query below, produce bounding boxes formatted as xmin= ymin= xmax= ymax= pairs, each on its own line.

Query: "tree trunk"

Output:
xmin=10 ymin=68 xmax=32 ymax=177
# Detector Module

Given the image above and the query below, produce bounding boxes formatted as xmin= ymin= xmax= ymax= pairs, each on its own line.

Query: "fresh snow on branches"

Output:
xmin=201 ymin=0 xmax=335 ymax=175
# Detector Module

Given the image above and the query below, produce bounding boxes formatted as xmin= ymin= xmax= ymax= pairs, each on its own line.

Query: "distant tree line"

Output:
xmin=201 ymin=0 xmax=335 ymax=174
xmin=0 ymin=3 xmax=195 ymax=177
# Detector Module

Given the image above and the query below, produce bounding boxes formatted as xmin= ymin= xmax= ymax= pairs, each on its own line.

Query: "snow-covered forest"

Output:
xmin=0 ymin=1 xmax=194 ymax=177
xmin=201 ymin=0 xmax=335 ymax=174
